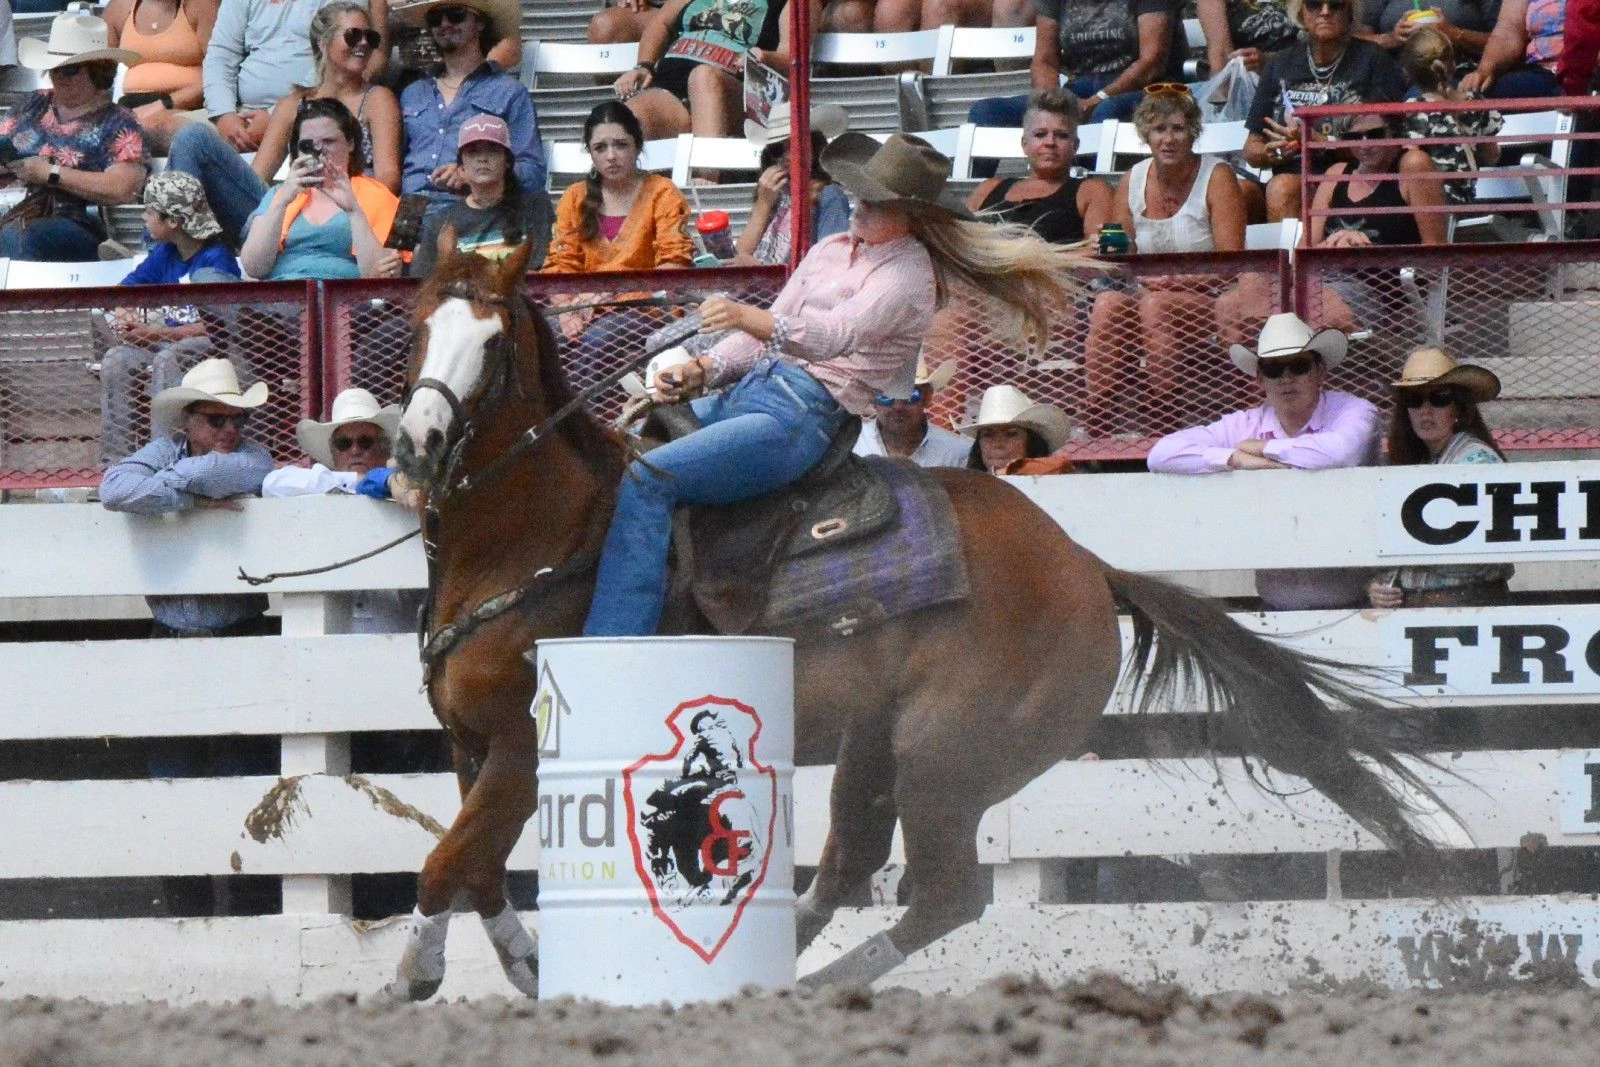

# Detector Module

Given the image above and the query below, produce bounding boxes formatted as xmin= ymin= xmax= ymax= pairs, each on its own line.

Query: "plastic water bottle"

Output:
xmin=695 ymin=210 xmax=736 ymax=262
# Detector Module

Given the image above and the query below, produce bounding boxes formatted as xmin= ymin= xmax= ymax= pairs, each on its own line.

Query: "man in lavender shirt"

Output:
xmin=1146 ymin=312 xmax=1380 ymax=610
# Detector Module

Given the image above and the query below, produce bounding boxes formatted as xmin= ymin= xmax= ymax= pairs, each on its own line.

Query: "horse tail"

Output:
xmin=1103 ymin=568 xmax=1461 ymax=866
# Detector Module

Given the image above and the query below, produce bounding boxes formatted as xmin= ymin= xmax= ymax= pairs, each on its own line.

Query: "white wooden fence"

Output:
xmin=2 ymin=464 xmax=1599 ymax=1001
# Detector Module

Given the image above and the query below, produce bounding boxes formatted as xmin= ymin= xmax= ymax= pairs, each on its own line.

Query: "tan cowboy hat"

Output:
xmin=957 ymin=385 xmax=1072 ymax=453
xmin=296 ymin=388 xmax=402 ymax=468
xmin=392 ymin=0 xmax=521 ymax=44
xmin=150 ymin=358 xmax=269 ymax=432
xmin=1228 ymin=312 xmax=1348 ymax=376
xmin=745 ymin=101 xmax=850 ymax=148
xmin=1392 ymin=347 xmax=1500 ymax=402
xmin=19 ymin=13 xmax=140 ymax=71
xmin=915 ymin=355 xmax=958 ymax=392
xmin=821 ymin=132 xmax=973 ymax=218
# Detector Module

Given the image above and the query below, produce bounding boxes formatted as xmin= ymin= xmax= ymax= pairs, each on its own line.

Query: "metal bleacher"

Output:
xmin=521 ymin=0 xmax=598 ymax=43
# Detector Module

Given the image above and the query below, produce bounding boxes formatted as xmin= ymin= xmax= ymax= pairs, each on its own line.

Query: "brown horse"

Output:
xmin=387 ymin=246 xmax=1450 ymax=999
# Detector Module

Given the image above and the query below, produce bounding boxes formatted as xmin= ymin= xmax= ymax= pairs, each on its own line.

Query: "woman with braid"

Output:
xmin=542 ymin=102 xmax=693 ymax=377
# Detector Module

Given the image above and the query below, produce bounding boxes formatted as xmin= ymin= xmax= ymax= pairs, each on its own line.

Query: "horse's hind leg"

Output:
xmin=796 ymin=712 xmax=899 ymax=952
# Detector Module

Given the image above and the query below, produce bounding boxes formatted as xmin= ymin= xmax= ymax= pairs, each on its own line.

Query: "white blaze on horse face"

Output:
xmin=400 ymin=297 xmax=506 ymax=454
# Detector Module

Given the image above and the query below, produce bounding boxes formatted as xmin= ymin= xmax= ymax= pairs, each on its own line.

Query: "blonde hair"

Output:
xmin=1133 ymin=92 xmax=1203 ymax=142
xmin=1401 ymin=26 xmax=1458 ymax=97
xmin=907 ymin=210 xmax=1092 ymax=355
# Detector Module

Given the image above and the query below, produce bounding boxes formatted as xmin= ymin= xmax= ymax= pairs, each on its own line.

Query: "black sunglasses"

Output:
xmin=52 ymin=63 xmax=83 ymax=78
xmin=1259 ymin=355 xmax=1319 ymax=380
xmin=873 ymin=387 xmax=925 ymax=407
xmin=1306 ymin=0 xmax=1349 ymax=11
xmin=332 ymin=432 xmax=381 ymax=452
xmin=1345 ymin=127 xmax=1391 ymax=141
xmin=342 ymin=27 xmax=382 ymax=50
xmin=199 ymin=412 xmax=251 ymax=430
xmin=1402 ymin=389 xmax=1457 ymax=410
xmin=426 ymin=6 xmax=473 ymax=27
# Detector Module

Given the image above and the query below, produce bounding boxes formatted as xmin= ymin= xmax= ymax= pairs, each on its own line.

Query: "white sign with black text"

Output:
xmin=1557 ymin=751 xmax=1600 ymax=835
xmin=1380 ymin=470 xmax=1600 ymax=558
xmin=1375 ymin=608 xmax=1600 ymax=698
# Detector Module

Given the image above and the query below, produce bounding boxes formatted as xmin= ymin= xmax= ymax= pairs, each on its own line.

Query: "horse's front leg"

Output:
xmin=389 ymin=712 xmax=540 ymax=1000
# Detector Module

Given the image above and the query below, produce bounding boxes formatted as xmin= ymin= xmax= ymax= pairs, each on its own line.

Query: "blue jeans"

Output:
xmin=584 ymin=359 xmax=849 ymax=636
xmin=168 ymin=121 xmax=269 ymax=245
xmin=1485 ymin=65 xmax=1560 ymax=100
xmin=0 ymin=215 xmax=101 ymax=260
xmin=967 ymin=74 xmax=1144 ymax=178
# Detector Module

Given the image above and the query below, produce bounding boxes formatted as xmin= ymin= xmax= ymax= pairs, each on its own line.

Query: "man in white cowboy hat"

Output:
xmin=957 ymin=383 xmax=1075 ymax=475
xmin=853 ymin=356 xmax=972 ymax=468
xmin=101 ymin=357 xmax=276 ymax=637
xmin=1148 ymin=311 xmax=1380 ymax=610
xmin=263 ymin=387 xmax=422 ymax=507
xmin=395 ymin=0 xmax=545 ymax=209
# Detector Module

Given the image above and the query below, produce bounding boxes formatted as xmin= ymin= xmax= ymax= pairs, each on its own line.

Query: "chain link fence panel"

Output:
xmin=1298 ymin=243 xmax=1600 ymax=452
xmin=0 ymin=281 xmax=318 ymax=491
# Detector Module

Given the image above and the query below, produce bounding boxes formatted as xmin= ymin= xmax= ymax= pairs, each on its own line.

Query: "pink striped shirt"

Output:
xmin=706 ymin=232 xmax=938 ymax=415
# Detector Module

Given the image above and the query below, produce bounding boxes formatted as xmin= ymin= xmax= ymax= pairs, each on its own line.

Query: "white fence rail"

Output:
xmin=2 ymin=464 xmax=1599 ymax=1000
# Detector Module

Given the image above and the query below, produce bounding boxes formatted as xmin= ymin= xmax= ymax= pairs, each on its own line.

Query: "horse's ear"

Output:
xmin=497 ymin=239 xmax=535 ymax=292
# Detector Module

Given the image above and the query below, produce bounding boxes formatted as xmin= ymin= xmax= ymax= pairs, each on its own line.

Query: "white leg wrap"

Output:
xmin=386 ymin=907 xmax=452 ymax=1002
xmin=796 ymin=931 xmax=906 ymax=993
xmin=481 ymin=904 xmax=539 ymax=998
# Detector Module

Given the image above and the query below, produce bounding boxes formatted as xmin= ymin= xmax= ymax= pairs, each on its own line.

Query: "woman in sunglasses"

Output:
xmin=1368 ymin=347 xmax=1512 ymax=608
xmin=1307 ymin=110 xmax=1447 ymax=331
xmin=253 ymin=1 xmax=401 ymax=194
xmin=1243 ymin=0 xmax=1408 ymax=223
xmin=1083 ymin=86 xmax=1245 ymax=435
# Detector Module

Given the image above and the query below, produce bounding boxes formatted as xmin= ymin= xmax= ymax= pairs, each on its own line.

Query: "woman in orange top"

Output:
xmin=104 ymin=0 xmax=217 ymax=144
xmin=544 ymin=102 xmax=694 ymax=377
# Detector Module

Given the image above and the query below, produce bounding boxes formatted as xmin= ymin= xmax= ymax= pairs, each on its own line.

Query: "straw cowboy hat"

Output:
xmin=821 ymin=131 xmax=973 ymax=218
xmin=745 ymin=101 xmax=850 ymax=147
xmin=150 ymin=358 xmax=269 ymax=431
xmin=19 ymin=12 xmax=140 ymax=71
xmin=915 ymin=355 xmax=958 ymax=392
xmin=392 ymin=0 xmax=521 ymax=44
xmin=297 ymin=388 xmax=402 ymax=468
xmin=1392 ymin=347 xmax=1501 ymax=402
xmin=957 ymin=385 xmax=1072 ymax=453
xmin=1228 ymin=312 xmax=1349 ymax=376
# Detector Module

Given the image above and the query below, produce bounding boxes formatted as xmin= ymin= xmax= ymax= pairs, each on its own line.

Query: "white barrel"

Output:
xmin=534 ymin=636 xmax=795 ymax=1005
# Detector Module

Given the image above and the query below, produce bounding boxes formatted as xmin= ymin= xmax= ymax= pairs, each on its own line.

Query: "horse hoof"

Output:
xmin=386 ymin=977 xmax=444 ymax=1002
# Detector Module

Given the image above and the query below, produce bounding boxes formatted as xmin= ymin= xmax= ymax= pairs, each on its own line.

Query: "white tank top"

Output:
xmin=1128 ymin=155 xmax=1222 ymax=255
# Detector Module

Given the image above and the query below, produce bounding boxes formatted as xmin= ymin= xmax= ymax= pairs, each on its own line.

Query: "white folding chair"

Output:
xmin=951 ymin=120 xmax=1114 ymax=179
xmin=3 ymin=258 xmax=146 ymax=290
xmin=520 ymin=38 xmax=640 ymax=89
xmin=813 ymin=29 xmax=944 ymax=70
xmin=545 ymin=136 xmax=680 ymax=187
xmin=931 ymin=25 xmax=1037 ymax=76
xmin=1245 ymin=218 xmax=1301 ymax=252
xmin=671 ymin=136 xmax=762 ymax=183
xmin=1458 ymin=109 xmax=1574 ymax=241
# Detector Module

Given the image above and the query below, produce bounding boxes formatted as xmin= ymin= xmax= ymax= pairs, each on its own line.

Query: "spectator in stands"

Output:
xmin=844 ymin=0 xmax=1036 ymax=35
xmin=1368 ymin=347 xmax=1513 ymax=608
xmin=612 ymin=0 xmax=822 ymax=142
xmin=1196 ymin=0 xmax=1301 ymax=76
xmin=263 ymin=387 xmax=423 ymax=506
xmin=412 ymin=114 xmax=554 ymax=276
xmin=966 ymin=0 xmax=1186 ymax=178
xmin=100 ymin=172 xmax=241 ymax=463
xmin=543 ymin=102 xmax=693 ymax=375
xmin=966 ymin=88 xmax=1114 ymax=244
xmin=0 ymin=13 xmax=149 ymax=261
xmin=733 ymin=102 xmax=852 ymax=266
xmin=1358 ymin=0 xmax=1499 ymax=63
xmin=1147 ymin=312 xmax=1378 ymax=610
xmin=239 ymin=97 xmax=402 ymax=280
xmin=103 ymin=0 xmax=215 ymax=140
xmin=959 ymin=383 xmax=1075 ymax=474
xmin=100 ymin=357 xmax=276 ymax=636
xmin=398 ymin=0 xmax=544 ymax=217
xmin=394 ymin=0 xmax=520 ymax=71
xmin=1082 ymin=87 xmax=1245 ymax=435
xmin=1459 ymin=0 xmax=1564 ymax=98
xmin=1401 ymin=26 xmax=1501 ymax=204
xmin=1307 ymin=110 xmax=1446 ymax=331
xmin=590 ymin=0 xmax=666 ymax=47
xmin=1244 ymin=0 xmax=1407 ymax=222
xmin=253 ymin=2 xmax=401 ymax=194
xmin=853 ymin=358 xmax=973 ymax=466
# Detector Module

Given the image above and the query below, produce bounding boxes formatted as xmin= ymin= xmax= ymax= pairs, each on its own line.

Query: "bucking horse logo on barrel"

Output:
xmin=623 ymin=696 xmax=777 ymax=963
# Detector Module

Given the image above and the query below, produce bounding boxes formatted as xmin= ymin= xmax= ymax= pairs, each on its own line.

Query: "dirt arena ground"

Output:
xmin=3 ymin=974 xmax=1599 ymax=1066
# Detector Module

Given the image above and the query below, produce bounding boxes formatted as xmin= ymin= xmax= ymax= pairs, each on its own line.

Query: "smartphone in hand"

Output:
xmin=385 ymin=193 xmax=430 ymax=252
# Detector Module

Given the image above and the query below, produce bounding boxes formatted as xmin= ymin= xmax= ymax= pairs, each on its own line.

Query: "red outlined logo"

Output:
xmin=622 ymin=695 xmax=777 ymax=963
